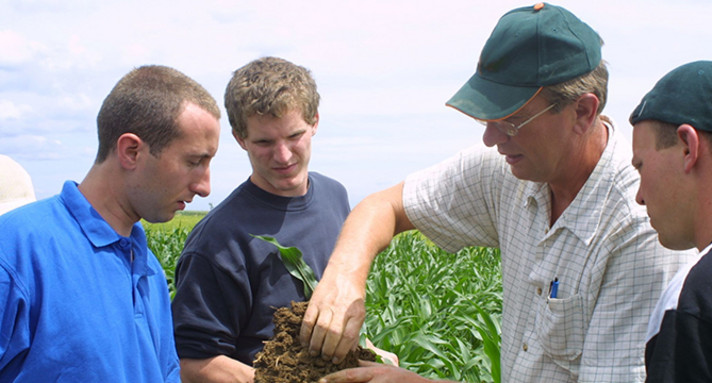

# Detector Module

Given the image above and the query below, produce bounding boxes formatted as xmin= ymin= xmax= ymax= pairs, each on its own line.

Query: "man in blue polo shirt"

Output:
xmin=0 ymin=65 xmax=221 ymax=382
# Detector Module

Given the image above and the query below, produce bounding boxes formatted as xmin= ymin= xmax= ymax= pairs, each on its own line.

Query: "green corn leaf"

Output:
xmin=473 ymin=303 xmax=501 ymax=383
xmin=251 ymin=234 xmax=318 ymax=299
xmin=252 ymin=234 xmax=391 ymax=367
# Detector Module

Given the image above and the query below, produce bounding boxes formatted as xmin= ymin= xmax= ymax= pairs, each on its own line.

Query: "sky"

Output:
xmin=2 ymin=0 xmax=711 ymax=211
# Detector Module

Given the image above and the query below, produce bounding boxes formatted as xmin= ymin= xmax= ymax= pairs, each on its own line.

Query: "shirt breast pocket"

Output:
xmin=535 ymin=294 xmax=585 ymax=361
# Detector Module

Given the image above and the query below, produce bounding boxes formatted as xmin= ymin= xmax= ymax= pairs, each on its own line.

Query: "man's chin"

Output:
xmin=656 ymin=232 xmax=694 ymax=251
xmin=143 ymin=210 xmax=177 ymax=224
xmin=508 ymin=167 xmax=538 ymax=182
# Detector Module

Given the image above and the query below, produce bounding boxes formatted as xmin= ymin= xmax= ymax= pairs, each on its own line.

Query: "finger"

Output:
xmin=300 ymin=302 xmax=318 ymax=347
xmin=308 ymin=307 xmax=333 ymax=356
xmin=328 ymin=315 xmax=363 ymax=363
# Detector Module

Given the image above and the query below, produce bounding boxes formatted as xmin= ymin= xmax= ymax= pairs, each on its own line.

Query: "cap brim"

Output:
xmin=446 ymin=72 xmax=540 ymax=121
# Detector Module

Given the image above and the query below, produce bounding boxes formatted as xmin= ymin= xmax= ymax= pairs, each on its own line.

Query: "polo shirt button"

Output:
xmin=119 ymin=238 xmax=130 ymax=248
xmin=523 ymin=343 xmax=528 ymax=352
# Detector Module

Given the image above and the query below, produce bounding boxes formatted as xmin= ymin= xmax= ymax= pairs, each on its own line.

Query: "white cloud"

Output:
xmin=0 ymin=30 xmax=46 ymax=67
xmin=0 ymin=99 xmax=30 ymax=120
xmin=0 ymin=135 xmax=61 ymax=157
xmin=57 ymin=93 xmax=94 ymax=112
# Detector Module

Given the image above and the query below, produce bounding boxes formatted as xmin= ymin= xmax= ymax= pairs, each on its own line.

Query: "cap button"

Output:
xmin=534 ymin=2 xmax=545 ymax=11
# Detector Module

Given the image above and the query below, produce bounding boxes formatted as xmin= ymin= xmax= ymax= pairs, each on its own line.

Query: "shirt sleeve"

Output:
xmin=403 ymin=146 xmax=505 ymax=252
xmin=171 ymin=251 xmax=252 ymax=360
xmin=0 ymin=263 xmax=30 ymax=376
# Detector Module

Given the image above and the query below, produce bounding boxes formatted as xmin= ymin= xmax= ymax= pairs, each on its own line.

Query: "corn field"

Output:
xmin=145 ymin=217 xmax=503 ymax=383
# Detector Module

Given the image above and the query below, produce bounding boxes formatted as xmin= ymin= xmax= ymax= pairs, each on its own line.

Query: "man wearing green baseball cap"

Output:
xmin=630 ymin=60 xmax=712 ymax=382
xmin=305 ymin=3 xmax=696 ymax=383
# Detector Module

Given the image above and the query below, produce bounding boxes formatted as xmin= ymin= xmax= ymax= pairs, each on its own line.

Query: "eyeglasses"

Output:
xmin=477 ymin=103 xmax=556 ymax=137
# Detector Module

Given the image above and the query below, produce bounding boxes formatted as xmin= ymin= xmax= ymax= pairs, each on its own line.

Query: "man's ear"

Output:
xmin=311 ymin=112 xmax=319 ymax=136
xmin=232 ymin=129 xmax=248 ymax=151
xmin=678 ymin=124 xmax=700 ymax=173
xmin=116 ymin=133 xmax=143 ymax=170
xmin=573 ymin=93 xmax=600 ymax=134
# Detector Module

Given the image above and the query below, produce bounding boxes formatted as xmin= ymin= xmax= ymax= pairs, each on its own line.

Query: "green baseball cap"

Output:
xmin=629 ymin=60 xmax=712 ymax=132
xmin=446 ymin=2 xmax=602 ymax=121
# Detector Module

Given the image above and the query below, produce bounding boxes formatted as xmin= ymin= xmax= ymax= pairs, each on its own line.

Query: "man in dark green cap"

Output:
xmin=304 ymin=3 xmax=695 ymax=383
xmin=630 ymin=60 xmax=712 ymax=382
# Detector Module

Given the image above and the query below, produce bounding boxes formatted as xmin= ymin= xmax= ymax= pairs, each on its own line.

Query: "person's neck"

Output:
xmin=78 ymin=163 xmax=136 ymax=237
xmin=549 ymin=119 xmax=609 ymax=225
xmin=694 ymin=166 xmax=712 ymax=252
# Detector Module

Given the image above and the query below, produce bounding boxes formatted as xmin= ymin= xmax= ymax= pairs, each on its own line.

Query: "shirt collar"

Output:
xmin=59 ymin=181 xmax=155 ymax=276
xmin=700 ymin=242 xmax=712 ymax=256
xmin=244 ymin=173 xmax=315 ymax=211
xmin=525 ymin=117 xmax=621 ymax=245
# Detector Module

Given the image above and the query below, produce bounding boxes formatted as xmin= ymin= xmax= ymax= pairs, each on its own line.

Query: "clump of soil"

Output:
xmin=254 ymin=301 xmax=376 ymax=383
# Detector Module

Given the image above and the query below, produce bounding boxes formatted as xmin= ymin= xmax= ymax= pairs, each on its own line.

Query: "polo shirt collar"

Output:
xmin=59 ymin=181 xmax=156 ymax=276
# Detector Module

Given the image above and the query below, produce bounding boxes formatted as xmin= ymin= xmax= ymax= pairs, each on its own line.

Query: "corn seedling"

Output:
xmin=144 ymin=225 xmax=192 ymax=299
xmin=251 ymin=234 xmax=319 ymax=299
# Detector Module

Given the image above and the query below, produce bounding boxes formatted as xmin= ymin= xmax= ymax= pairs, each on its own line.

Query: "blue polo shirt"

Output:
xmin=0 ymin=181 xmax=179 ymax=382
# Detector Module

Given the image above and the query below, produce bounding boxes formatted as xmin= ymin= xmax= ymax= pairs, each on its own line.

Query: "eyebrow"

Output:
xmin=187 ymin=150 xmax=216 ymax=160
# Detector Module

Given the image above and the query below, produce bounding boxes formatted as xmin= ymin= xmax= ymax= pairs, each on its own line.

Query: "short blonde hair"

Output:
xmin=224 ymin=57 xmax=319 ymax=139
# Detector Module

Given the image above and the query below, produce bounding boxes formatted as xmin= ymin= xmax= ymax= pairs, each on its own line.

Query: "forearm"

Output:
xmin=324 ymin=181 xmax=413 ymax=285
xmin=180 ymin=356 xmax=255 ymax=383
xmin=301 ymin=182 xmax=413 ymax=361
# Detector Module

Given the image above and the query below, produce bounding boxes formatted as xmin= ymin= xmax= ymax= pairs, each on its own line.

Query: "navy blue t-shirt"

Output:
xmin=645 ymin=246 xmax=712 ymax=382
xmin=172 ymin=172 xmax=350 ymax=365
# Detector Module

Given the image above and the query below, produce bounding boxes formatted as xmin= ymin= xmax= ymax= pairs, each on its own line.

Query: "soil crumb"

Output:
xmin=254 ymin=301 xmax=375 ymax=383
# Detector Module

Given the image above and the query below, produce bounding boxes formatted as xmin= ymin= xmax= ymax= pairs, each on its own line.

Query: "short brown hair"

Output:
xmin=95 ymin=65 xmax=220 ymax=163
xmin=224 ymin=57 xmax=319 ymax=139
xmin=648 ymin=120 xmax=680 ymax=150
xmin=647 ymin=120 xmax=712 ymax=151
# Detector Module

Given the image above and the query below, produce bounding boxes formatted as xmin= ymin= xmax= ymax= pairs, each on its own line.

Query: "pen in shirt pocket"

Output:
xmin=548 ymin=278 xmax=559 ymax=299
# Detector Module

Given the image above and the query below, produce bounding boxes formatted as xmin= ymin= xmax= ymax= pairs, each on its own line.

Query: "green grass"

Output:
xmin=365 ymin=232 xmax=502 ymax=383
xmin=143 ymin=210 xmax=206 ymax=231
xmin=143 ymin=211 xmax=204 ymax=298
xmin=145 ymin=214 xmax=503 ymax=383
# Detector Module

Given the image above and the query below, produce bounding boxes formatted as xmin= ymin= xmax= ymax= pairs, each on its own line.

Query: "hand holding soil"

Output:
xmin=254 ymin=301 xmax=376 ymax=383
